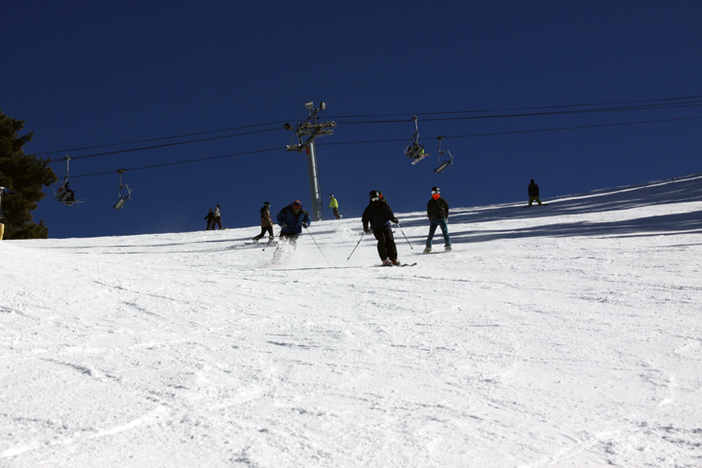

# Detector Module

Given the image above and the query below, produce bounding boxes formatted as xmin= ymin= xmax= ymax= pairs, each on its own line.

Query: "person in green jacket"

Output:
xmin=328 ymin=194 xmax=342 ymax=219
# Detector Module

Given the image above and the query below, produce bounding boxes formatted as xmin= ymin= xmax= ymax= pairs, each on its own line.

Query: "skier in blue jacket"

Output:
xmin=276 ymin=200 xmax=311 ymax=244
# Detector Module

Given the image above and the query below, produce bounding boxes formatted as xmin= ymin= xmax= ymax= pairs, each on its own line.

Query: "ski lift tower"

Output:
xmin=284 ymin=101 xmax=336 ymax=222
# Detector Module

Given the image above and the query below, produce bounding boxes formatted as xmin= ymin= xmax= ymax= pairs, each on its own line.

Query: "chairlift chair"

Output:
xmin=434 ymin=150 xmax=454 ymax=173
xmin=113 ymin=169 xmax=132 ymax=209
xmin=54 ymin=155 xmax=83 ymax=205
xmin=433 ymin=136 xmax=454 ymax=173
xmin=404 ymin=115 xmax=430 ymax=164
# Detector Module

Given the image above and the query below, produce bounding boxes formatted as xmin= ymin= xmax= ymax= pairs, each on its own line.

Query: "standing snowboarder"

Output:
xmin=214 ymin=204 xmax=223 ymax=229
xmin=424 ymin=186 xmax=451 ymax=253
xmin=362 ymin=190 xmax=400 ymax=266
xmin=528 ymin=179 xmax=542 ymax=207
xmin=204 ymin=208 xmax=215 ymax=230
xmin=252 ymin=202 xmax=274 ymax=243
xmin=328 ymin=194 xmax=342 ymax=219
xmin=276 ymin=200 xmax=311 ymax=245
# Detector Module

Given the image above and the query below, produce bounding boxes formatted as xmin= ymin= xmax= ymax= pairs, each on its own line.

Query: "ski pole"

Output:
xmin=304 ymin=226 xmax=328 ymax=262
xmin=396 ymin=223 xmax=414 ymax=250
xmin=347 ymin=231 xmax=366 ymax=260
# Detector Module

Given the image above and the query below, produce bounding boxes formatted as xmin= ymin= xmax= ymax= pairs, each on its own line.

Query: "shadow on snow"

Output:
xmin=400 ymin=172 xmax=702 ymax=244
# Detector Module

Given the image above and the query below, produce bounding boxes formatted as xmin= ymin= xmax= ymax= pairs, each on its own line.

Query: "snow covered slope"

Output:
xmin=2 ymin=173 xmax=702 ymax=467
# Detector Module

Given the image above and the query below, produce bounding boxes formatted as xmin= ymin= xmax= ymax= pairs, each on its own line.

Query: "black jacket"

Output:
xmin=528 ymin=182 xmax=540 ymax=197
xmin=362 ymin=200 xmax=398 ymax=232
xmin=427 ymin=197 xmax=449 ymax=219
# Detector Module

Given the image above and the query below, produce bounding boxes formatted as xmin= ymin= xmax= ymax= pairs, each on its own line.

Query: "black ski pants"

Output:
xmin=253 ymin=226 xmax=274 ymax=242
xmin=373 ymin=228 xmax=398 ymax=261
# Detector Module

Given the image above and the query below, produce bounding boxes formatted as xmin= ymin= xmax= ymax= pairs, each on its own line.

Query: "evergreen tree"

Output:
xmin=0 ymin=109 xmax=57 ymax=239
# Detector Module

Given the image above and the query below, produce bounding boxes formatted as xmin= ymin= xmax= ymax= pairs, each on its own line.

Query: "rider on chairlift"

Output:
xmin=57 ymin=181 xmax=76 ymax=202
xmin=404 ymin=115 xmax=429 ymax=164
xmin=113 ymin=169 xmax=132 ymax=209
xmin=406 ymin=141 xmax=426 ymax=160
xmin=55 ymin=155 xmax=81 ymax=205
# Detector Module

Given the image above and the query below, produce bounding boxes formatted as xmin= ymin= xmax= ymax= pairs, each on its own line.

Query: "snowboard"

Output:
xmin=522 ymin=203 xmax=549 ymax=208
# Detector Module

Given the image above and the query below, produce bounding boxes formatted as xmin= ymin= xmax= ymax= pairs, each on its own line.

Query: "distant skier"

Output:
xmin=204 ymin=208 xmax=215 ymax=230
xmin=424 ymin=186 xmax=451 ymax=253
xmin=214 ymin=204 xmax=223 ymax=229
xmin=528 ymin=179 xmax=542 ymax=207
xmin=362 ymin=190 xmax=400 ymax=266
xmin=276 ymin=200 xmax=311 ymax=245
xmin=328 ymin=194 xmax=342 ymax=219
xmin=252 ymin=202 xmax=274 ymax=243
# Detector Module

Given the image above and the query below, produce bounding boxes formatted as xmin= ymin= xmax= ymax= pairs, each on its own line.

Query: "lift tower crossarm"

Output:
xmin=283 ymin=102 xmax=335 ymax=222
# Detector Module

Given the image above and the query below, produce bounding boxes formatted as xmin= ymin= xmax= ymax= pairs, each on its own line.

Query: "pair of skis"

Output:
xmin=377 ymin=262 xmax=417 ymax=267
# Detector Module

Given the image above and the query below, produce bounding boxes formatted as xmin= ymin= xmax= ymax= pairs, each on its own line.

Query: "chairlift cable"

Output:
xmin=37 ymin=120 xmax=291 ymax=156
xmin=39 ymin=95 xmax=702 ymax=160
xmin=42 ymin=107 xmax=702 ymax=183
xmin=48 ymin=127 xmax=282 ymax=162
xmin=69 ymin=147 xmax=282 ymax=179
xmin=324 ymin=94 xmax=702 ymax=119
xmin=319 ymin=115 xmax=702 ymax=147
xmin=332 ymin=100 xmax=702 ymax=126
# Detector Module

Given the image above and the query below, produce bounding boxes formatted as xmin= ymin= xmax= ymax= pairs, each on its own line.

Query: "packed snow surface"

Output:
xmin=2 ymin=174 xmax=702 ymax=467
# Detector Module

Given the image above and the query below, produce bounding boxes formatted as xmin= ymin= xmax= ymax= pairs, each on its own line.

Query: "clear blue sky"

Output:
xmin=2 ymin=1 xmax=701 ymax=238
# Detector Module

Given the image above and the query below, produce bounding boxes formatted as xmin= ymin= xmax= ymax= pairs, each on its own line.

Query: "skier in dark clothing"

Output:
xmin=528 ymin=179 xmax=542 ymax=206
xmin=252 ymin=202 xmax=274 ymax=243
xmin=424 ymin=186 xmax=451 ymax=253
xmin=276 ymin=200 xmax=311 ymax=245
xmin=362 ymin=190 xmax=400 ymax=266
xmin=204 ymin=208 xmax=215 ymax=230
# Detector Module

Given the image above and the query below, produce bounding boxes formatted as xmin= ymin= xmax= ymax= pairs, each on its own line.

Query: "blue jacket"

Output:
xmin=276 ymin=204 xmax=311 ymax=234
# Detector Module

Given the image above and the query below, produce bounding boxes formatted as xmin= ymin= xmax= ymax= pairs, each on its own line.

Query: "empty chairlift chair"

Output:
xmin=433 ymin=136 xmax=454 ymax=173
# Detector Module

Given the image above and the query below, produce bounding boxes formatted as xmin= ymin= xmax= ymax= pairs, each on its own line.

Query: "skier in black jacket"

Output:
xmin=528 ymin=179 xmax=542 ymax=206
xmin=204 ymin=208 xmax=215 ymax=230
xmin=362 ymin=190 xmax=400 ymax=266
xmin=424 ymin=186 xmax=451 ymax=253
